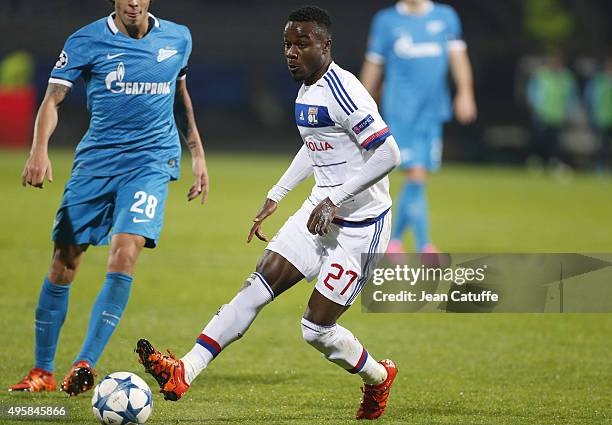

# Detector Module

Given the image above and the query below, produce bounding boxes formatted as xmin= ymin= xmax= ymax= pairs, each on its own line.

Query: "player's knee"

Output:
xmin=48 ymin=245 xmax=86 ymax=283
xmin=48 ymin=263 xmax=73 ymax=284
xmin=107 ymin=247 xmax=138 ymax=273
xmin=255 ymin=250 xmax=303 ymax=296
xmin=108 ymin=235 xmax=145 ymax=274
xmin=255 ymin=254 xmax=278 ymax=283
xmin=301 ymin=318 xmax=335 ymax=353
xmin=405 ymin=167 xmax=427 ymax=182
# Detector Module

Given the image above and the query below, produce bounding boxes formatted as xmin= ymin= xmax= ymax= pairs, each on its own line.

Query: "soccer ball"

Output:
xmin=91 ymin=372 xmax=153 ymax=425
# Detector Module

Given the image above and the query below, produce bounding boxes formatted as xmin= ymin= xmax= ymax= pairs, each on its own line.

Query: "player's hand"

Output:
xmin=188 ymin=155 xmax=209 ymax=204
xmin=21 ymin=150 xmax=53 ymax=189
xmin=454 ymin=91 xmax=477 ymax=124
xmin=307 ymin=197 xmax=338 ymax=236
xmin=248 ymin=198 xmax=278 ymax=243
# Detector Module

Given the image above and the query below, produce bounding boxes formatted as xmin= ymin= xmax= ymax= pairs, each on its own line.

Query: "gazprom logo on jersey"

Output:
xmin=352 ymin=114 xmax=375 ymax=135
xmin=394 ymin=34 xmax=442 ymax=58
xmin=105 ymin=62 xmax=172 ymax=95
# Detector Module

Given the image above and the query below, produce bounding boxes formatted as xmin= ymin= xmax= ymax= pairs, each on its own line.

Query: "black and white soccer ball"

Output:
xmin=91 ymin=372 xmax=153 ymax=425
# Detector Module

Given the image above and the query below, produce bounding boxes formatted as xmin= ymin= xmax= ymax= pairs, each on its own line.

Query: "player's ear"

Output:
xmin=323 ymin=38 xmax=332 ymax=54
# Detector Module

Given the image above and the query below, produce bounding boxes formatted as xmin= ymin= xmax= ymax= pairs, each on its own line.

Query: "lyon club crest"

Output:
xmin=308 ymin=106 xmax=319 ymax=125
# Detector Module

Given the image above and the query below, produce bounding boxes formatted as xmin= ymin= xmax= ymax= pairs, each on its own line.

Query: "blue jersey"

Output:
xmin=366 ymin=1 xmax=464 ymax=123
xmin=50 ymin=13 xmax=192 ymax=180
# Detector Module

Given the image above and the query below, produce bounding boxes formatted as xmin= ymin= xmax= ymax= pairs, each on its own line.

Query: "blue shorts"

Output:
xmin=52 ymin=167 xmax=171 ymax=248
xmin=387 ymin=120 xmax=443 ymax=171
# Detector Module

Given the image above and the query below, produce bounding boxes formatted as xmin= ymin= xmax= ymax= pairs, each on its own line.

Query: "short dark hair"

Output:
xmin=107 ymin=0 xmax=154 ymax=5
xmin=288 ymin=6 xmax=332 ymax=36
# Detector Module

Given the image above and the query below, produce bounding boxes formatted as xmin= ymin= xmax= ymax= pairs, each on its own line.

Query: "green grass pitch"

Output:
xmin=0 ymin=149 xmax=610 ymax=424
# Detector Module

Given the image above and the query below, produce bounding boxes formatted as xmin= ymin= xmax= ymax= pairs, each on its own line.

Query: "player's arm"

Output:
xmin=360 ymin=60 xmax=384 ymax=103
xmin=307 ymin=138 xmax=400 ymax=236
xmin=21 ymin=83 xmax=71 ymax=188
xmin=449 ymin=48 xmax=477 ymax=124
xmin=447 ymin=6 xmax=477 ymax=127
xmin=248 ymin=146 xmax=313 ymax=243
xmin=361 ymin=12 xmax=387 ymax=103
xmin=174 ymin=78 xmax=209 ymax=204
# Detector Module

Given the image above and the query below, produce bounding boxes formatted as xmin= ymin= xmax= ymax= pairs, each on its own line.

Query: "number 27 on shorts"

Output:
xmin=323 ymin=263 xmax=359 ymax=296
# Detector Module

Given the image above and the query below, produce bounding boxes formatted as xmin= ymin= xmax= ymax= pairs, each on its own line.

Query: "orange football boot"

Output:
xmin=356 ymin=359 xmax=398 ymax=420
xmin=8 ymin=368 xmax=56 ymax=392
xmin=135 ymin=339 xmax=189 ymax=401
xmin=60 ymin=360 xmax=95 ymax=396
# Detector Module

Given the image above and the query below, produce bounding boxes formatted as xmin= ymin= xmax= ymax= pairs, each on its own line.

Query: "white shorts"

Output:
xmin=266 ymin=204 xmax=391 ymax=306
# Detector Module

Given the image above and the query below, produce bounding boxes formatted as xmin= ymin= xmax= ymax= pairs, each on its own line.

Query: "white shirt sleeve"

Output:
xmin=267 ymin=145 xmax=313 ymax=203
xmin=328 ymin=136 xmax=400 ymax=206
xmin=325 ymin=71 xmax=392 ymax=151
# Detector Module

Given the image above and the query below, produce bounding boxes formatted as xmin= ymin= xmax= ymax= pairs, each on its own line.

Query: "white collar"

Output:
xmin=107 ymin=12 xmax=160 ymax=35
xmin=396 ymin=1 xmax=434 ymax=16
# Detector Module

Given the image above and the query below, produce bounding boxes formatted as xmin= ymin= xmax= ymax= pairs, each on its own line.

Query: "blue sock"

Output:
xmin=391 ymin=182 xmax=412 ymax=241
xmin=396 ymin=181 xmax=430 ymax=251
xmin=35 ymin=277 xmax=71 ymax=372
xmin=76 ymin=272 xmax=133 ymax=366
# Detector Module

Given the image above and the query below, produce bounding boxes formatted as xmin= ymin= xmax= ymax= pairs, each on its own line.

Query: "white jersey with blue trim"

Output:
xmin=295 ymin=62 xmax=392 ymax=221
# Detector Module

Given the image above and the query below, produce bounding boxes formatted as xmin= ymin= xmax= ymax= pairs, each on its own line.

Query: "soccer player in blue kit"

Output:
xmin=9 ymin=0 xmax=208 ymax=396
xmin=361 ymin=0 xmax=477 ymax=253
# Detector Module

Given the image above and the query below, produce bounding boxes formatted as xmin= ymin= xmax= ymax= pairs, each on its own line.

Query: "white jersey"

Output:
xmin=296 ymin=62 xmax=392 ymax=221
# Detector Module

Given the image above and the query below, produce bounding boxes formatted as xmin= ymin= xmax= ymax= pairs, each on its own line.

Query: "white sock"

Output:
xmin=181 ymin=272 xmax=273 ymax=384
xmin=301 ymin=318 xmax=387 ymax=385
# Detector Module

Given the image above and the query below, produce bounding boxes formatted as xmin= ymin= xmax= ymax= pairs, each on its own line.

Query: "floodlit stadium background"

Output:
xmin=1 ymin=0 xmax=610 ymax=161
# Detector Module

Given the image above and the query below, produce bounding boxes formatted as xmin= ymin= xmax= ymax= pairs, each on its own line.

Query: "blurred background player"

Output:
xmin=526 ymin=52 xmax=578 ymax=166
xmin=137 ymin=6 xmax=400 ymax=420
xmin=585 ymin=54 xmax=612 ymax=172
xmin=9 ymin=0 xmax=208 ymax=396
xmin=360 ymin=0 xmax=477 ymax=253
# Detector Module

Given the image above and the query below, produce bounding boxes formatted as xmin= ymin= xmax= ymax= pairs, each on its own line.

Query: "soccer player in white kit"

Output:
xmin=136 ymin=6 xmax=401 ymax=420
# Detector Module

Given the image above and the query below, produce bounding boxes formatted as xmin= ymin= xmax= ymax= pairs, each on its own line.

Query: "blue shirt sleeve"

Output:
xmin=366 ymin=12 xmax=389 ymax=63
xmin=49 ymin=31 xmax=92 ymax=86
xmin=445 ymin=7 xmax=463 ymax=42
xmin=178 ymin=27 xmax=192 ymax=78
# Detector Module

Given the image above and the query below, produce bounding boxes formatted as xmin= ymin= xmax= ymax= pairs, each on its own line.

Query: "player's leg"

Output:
xmin=136 ymin=206 xmax=319 ymax=400
xmin=9 ymin=173 xmax=105 ymax=393
xmin=59 ymin=233 xmax=145 ymax=396
xmin=301 ymin=292 xmax=397 ymax=420
xmin=74 ymin=233 xmax=144 ymax=366
xmin=302 ymin=215 xmax=397 ymax=419
xmin=63 ymin=168 xmax=168 ymax=395
xmin=402 ymin=166 xmax=432 ymax=252
xmin=302 ymin=290 xmax=388 ymax=383
xmin=9 ymin=243 xmax=88 ymax=392
xmin=386 ymin=121 xmax=411 ymax=253
xmin=180 ymin=250 xmax=303 ymax=374
xmin=137 ymin=250 xmax=304 ymax=400
xmin=388 ymin=121 xmax=432 ymax=253
xmin=390 ymin=122 xmax=442 ymax=253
